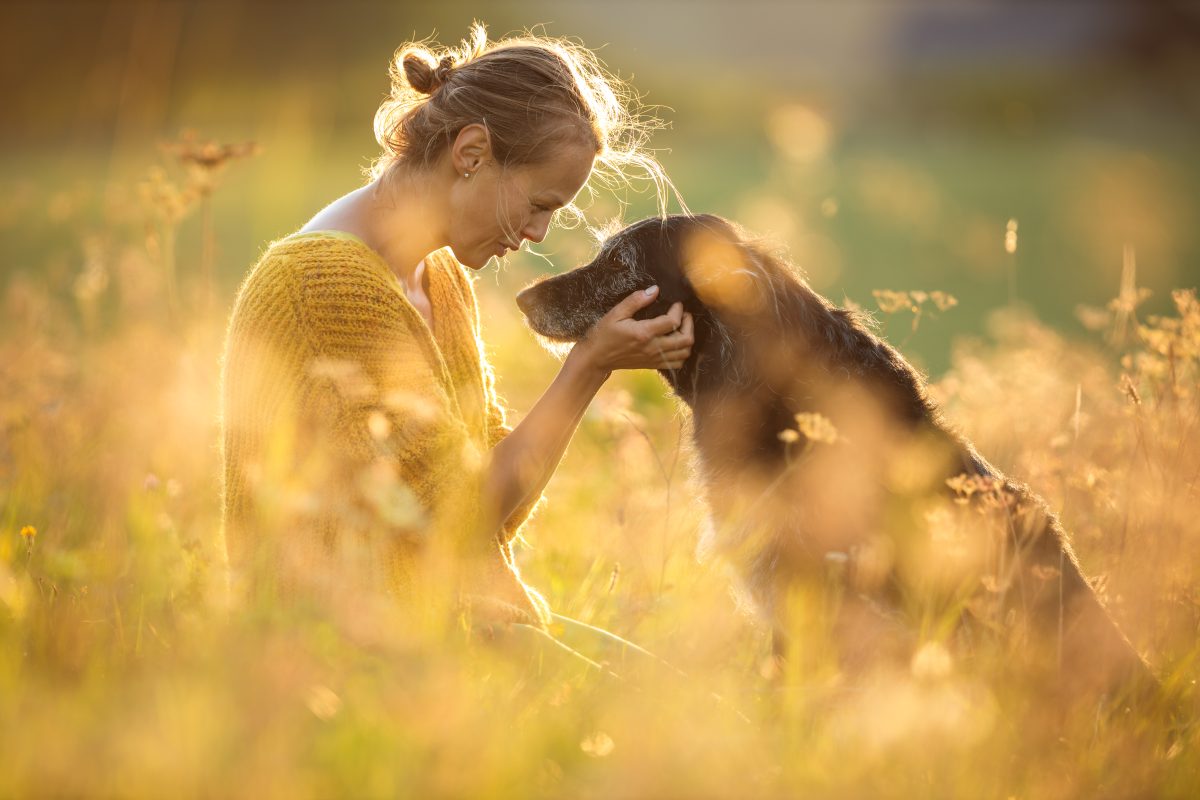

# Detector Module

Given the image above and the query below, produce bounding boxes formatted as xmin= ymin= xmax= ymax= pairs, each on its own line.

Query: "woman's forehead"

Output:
xmin=522 ymin=143 xmax=596 ymax=201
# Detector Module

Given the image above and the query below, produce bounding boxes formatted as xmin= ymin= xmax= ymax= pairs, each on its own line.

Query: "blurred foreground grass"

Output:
xmin=2 ymin=136 xmax=1200 ymax=798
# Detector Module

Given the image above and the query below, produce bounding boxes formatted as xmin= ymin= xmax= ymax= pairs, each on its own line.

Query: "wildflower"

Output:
xmin=159 ymin=129 xmax=261 ymax=196
xmin=980 ymin=574 xmax=1006 ymax=593
xmin=929 ymin=291 xmax=958 ymax=312
xmin=795 ymin=412 xmax=839 ymax=444
xmin=945 ymin=473 xmax=971 ymax=497
xmin=841 ymin=295 xmax=864 ymax=316
xmin=580 ymin=731 xmax=615 ymax=758
xmin=1075 ymin=303 xmax=1111 ymax=331
xmin=305 ymin=685 xmax=342 ymax=721
xmin=945 ymin=472 xmax=1004 ymax=500
xmin=1119 ymin=374 xmax=1141 ymax=406
xmin=873 ymin=289 xmax=914 ymax=314
xmin=138 ymin=165 xmax=197 ymax=225
xmin=19 ymin=525 xmax=36 ymax=542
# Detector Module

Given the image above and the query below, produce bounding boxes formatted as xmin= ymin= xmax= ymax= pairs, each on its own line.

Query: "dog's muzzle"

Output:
xmin=514 ymin=285 xmax=539 ymax=319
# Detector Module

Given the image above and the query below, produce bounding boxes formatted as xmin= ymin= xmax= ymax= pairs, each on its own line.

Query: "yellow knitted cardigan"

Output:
xmin=220 ymin=230 xmax=549 ymax=627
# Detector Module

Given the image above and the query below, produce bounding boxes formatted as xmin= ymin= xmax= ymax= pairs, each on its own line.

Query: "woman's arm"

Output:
xmin=479 ymin=285 xmax=694 ymax=539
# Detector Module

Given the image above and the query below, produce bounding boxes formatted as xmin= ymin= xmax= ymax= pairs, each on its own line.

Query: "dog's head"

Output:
xmin=515 ymin=214 xmax=787 ymax=384
xmin=517 ymin=216 xmax=678 ymax=341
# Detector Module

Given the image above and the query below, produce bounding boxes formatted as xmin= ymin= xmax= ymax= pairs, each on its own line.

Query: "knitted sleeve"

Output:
xmin=441 ymin=257 xmax=545 ymax=545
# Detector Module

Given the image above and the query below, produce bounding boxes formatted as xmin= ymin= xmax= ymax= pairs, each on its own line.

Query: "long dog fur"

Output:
xmin=516 ymin=213 xmax=1154 ymax=702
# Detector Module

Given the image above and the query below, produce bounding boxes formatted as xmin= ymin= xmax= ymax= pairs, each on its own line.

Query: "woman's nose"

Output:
xmin=522 ymin=216 xmax=551 ymax=244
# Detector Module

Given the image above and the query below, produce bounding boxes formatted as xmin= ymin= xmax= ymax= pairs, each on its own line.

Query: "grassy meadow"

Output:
xmin=4 ymin=6 xmax=1200 ymax=795
xmin=1 ymin=124 xmax=1198 ymax=798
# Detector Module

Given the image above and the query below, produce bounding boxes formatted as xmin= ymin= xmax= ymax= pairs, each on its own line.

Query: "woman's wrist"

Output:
xmin=565 ymin=338 xmax=612 ymax=387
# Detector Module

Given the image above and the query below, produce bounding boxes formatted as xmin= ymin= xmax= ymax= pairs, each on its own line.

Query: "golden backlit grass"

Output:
xmin=1 ymin=140 xmax=1199 ymax=798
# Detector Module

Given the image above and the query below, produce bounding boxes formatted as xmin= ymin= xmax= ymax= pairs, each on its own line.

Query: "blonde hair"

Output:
xmin=367 ymin=22 xmax=680 ymax=218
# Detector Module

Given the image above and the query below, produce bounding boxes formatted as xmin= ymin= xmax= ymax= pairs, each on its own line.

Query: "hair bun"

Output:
xmin=433 ymin=56 xmax=455 ymax=88
xmin=402 ymin=51 xmax=455 ymax=96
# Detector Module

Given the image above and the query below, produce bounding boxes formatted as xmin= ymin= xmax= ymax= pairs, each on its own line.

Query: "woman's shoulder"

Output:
xmin=271 ymin=231 xmax=391 ymax=277
xmin=237 ymin=233 xmax=399 ymax=301
xmin=230 ymin=232 xmax=415 ymax=340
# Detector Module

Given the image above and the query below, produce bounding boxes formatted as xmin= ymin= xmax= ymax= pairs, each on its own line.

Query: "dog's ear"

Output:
xmin=680 ymin=226 xmax=769 ymax=316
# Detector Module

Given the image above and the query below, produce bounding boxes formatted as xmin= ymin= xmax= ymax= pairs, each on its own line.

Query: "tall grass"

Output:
xmin=1 ymin=134 xmax=1197 ymax=799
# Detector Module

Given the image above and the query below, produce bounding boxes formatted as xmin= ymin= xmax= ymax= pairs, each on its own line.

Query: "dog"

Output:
xmin=516 ymin=213 xmax=1154 ymax=703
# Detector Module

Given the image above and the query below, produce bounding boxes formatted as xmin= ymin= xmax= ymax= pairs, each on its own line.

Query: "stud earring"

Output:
xmin=463 ymin=171 xmax=471 ymax=179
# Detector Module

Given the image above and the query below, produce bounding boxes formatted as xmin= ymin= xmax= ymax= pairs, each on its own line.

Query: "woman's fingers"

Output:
xmin=586 ymin=294 xmax=694 ymax=372
xmin=657 ymin=348 xmax=691 ymax=363
xmin=643 ymin=310 xmax=693 ymax=371
xmin=654 ymin=314 xmax=694 ymax=350
xmin=610 ymin=285 xmax=661 ymax=321
xmin=666 ymin=302 xmax=685 ymax=330
xmin=641 ymin=302 xmax=684 ymax=336
xmin=655 ymin=333 xmax=691 ymax=352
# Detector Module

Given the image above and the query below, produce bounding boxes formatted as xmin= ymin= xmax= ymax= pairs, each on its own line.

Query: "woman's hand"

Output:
xmin=569 ymin=285 xmax=695 ymax=376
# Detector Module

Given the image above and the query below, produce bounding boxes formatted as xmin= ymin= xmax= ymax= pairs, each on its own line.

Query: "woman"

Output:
xmin=220 ymin=25 xmax=693 ymax=642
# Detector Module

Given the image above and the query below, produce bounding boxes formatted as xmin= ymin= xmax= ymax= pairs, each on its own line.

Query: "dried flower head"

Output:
xmin=580 ymin=731 xmax=615 ymax=757
xmin=159 ymin=129 xmax=261 ymax=195
xmin=794 ymin=412 xmax=840 ymax=445
xmin=929 ymin=291 xmax=958 ymax=312
xmin=873 ymin=289 xmax=915 ymax=315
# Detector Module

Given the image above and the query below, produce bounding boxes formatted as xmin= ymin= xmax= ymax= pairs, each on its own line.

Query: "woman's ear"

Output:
xmin=681 ymin=228 xmax=767 ymax=316
xmin=450 ymin=123 xmax=492 ymax=176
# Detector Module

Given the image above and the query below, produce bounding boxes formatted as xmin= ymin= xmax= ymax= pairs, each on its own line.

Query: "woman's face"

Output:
xmin=448 ymin=141 xmax=596 ymax=269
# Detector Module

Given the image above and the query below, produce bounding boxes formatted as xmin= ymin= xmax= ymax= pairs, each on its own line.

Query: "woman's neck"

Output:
xmin=351 ymin=167 xmax=452 ymax=289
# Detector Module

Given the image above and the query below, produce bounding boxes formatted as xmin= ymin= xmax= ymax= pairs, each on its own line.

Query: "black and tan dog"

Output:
xmin=516 ymin=213 xmax=1153 ymax=702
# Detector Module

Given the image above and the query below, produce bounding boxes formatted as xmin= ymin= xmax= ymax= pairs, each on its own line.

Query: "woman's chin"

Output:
xmin=448 ymin=245 xmax=489 ymax=270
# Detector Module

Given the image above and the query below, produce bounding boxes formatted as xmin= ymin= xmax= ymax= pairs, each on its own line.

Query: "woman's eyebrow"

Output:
xmin=535 ymin=192 xmax=567 ymax=208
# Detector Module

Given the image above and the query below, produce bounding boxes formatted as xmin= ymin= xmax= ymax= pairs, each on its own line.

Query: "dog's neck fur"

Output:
xmin=662 ymin=274 xmax=924 ymax=411
xmin=660 ymin=273 xmax=995 ymax=479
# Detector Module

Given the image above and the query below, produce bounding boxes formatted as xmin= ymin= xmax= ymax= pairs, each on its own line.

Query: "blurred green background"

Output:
xmin=3 ymin=0 xmax=1199 ymax=374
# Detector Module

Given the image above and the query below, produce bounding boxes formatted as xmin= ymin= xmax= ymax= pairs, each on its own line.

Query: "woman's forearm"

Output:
xmin=478 ymin=345 xmax=609 ymax=539
xmin=475 ymin=290 xmax=692 ymax=545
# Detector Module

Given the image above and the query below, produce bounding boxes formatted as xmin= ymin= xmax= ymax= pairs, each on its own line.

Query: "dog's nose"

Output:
xmin=515 ymin=286 xmax=535 ymax=317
